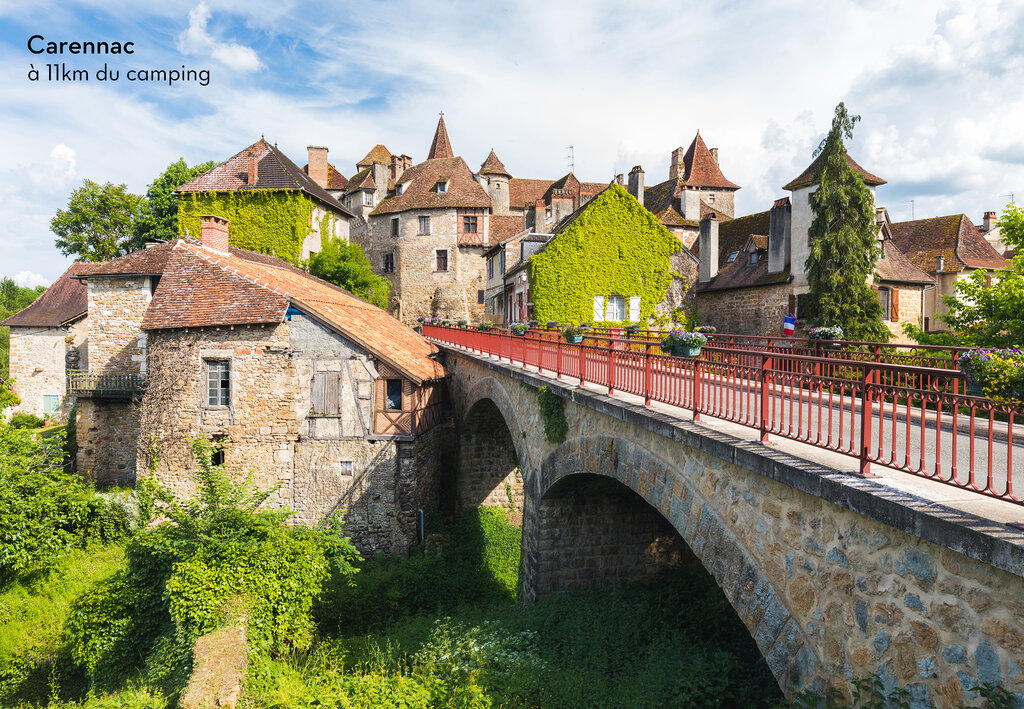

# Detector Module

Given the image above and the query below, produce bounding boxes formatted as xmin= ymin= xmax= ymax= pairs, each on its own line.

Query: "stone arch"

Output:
xmin=524 ymin=434 xmax=823 ymax=693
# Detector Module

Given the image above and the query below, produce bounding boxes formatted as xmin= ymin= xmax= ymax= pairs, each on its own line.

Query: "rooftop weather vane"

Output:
xmin=565 ymin=145 xmax=574 ymax=172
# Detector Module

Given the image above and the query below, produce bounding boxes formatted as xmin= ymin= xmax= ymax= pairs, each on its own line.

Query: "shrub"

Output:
xmin=959 ymin=348 xmax=1024 ymax=402
xmin=510 ymin=322 xmax=529 ymax=335
xmin=8 ymin=412 xmax=44 ymax=429
xmin=696 ymin=325 xmax=717 ymax=334
xmin=477 ymin=321 xmax=492 ymax=331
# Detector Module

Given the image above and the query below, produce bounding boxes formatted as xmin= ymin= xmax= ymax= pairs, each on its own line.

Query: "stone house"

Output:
xmin=498 ymin=184 xmax=697 ymax=326
xmin=1 ymin=263 xmax=89 ymax=419
xmin=693 ymin=153 xmax=936 ymax=344
xmin=175 ymin=138 xmax=354 ymax=262
xmin=888 ymin=213 xmax=1010 ymax=333
xmin=72 ymin=216 xmax=449 ymax=556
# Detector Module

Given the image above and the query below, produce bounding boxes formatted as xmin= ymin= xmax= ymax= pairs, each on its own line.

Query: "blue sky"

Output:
xmin=1 ymin=0 xmax=1022 ymax=286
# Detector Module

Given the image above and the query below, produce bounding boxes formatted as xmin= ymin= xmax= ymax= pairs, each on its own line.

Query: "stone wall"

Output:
xmin=883 ymin=285 xmax=924 ymax=345
xmin=77 ymin=397 xmax=139 ymax=485
xmin=697 ymin=282 xmax=795 ymax=336
xmin=457 ymin=397 xmax=523 ymax=512
xmin=87 ymin=276 xmax=153 ymax=374
xmin=301 ymin=204 xmax=351 ymax=259
xmin=8 ymin=326 xmax=69 ymax=418
xmin=654 ymin=251 xmax=698 ymax=323
xmin=446 ymin=351 xmax=1024 ymax=703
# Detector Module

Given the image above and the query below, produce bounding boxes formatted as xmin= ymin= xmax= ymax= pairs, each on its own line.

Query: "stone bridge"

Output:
xmin=443 ymin=347 xmax=1024 ymax=706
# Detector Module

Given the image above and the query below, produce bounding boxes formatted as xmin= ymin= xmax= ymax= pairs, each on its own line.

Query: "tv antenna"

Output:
xmin=1001 ymin=193 xmax=1015 ymax=203
xmin=905 ymin=199 xmax=914 ymax=220
xmin=565 ymin=145 xmax=575 ymax=173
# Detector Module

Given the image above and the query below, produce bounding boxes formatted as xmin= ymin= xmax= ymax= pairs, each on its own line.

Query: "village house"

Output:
xmin=1 ymin=264 xmax=89 ymax=420
xmin=175 ymin=138 xmax=355 ymax=263
xmin=70 ymin=216 xmax=450 ymax=556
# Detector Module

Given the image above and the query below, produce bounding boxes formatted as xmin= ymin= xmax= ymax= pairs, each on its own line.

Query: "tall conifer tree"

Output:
xmin=805 ymin=103 xmax=889 ymax=342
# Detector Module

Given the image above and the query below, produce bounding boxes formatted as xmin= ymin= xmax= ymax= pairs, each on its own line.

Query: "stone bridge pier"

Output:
xmin=445 ymin=348 xmax=1024 ymax=705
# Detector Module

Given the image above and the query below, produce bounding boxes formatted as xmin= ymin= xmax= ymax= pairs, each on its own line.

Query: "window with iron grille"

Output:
xmin=206 ymin=360 xmax=230 ymax=406
xmin=435 ymin=249 xmax=448 ymax=271
xmin=383 ymin=252 xmax=395 ymax=273
xmin=463 ymin=215 xmax=478 ymax=233
xmin=418 ymin=216 xmax=430 ymax=234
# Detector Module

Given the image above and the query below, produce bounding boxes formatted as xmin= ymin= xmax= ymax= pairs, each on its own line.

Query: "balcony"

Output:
xmin=67 ymin=370 xmax=147 ymax=399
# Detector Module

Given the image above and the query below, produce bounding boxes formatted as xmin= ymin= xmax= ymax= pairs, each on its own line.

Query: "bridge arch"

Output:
xmin=523 ymin=434 xmax=823 ymax=693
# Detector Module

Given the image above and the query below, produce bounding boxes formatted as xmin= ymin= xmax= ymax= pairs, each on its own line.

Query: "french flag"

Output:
xmin=782 ymin=315 xmax=796 ymax=336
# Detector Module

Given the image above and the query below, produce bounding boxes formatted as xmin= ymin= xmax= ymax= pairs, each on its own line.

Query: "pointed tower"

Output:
xmin=479 ymin=148 xmax=511 ymax=214
xmin=427 ymin=114 xmax=454 ymax=160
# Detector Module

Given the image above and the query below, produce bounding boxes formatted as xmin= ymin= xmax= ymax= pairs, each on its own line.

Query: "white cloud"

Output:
xmin=48 ymin=144 xmax=76 ymax=182
xmin=11 ymin=271 xmax=51 ymax=288
xmin=177 ymin=2 xmax=263 ymax=72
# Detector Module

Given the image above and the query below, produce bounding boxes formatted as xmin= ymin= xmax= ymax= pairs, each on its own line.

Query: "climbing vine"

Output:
xmin=527 ymin=184 xmax=682 ymax=325
xmin=177 ymin=191 xmax=319 ymax=263
xmin=537 ymin=386 xmax=567 ymax=444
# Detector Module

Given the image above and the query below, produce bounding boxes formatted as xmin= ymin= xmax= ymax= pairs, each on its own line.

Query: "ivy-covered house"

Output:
xmin=175 ymin=138 xmax=355 ymax=262
xmin=501 ymin=183 xmax=696 ymax=326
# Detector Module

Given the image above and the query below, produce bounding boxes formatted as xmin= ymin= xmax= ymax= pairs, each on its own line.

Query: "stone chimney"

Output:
xmin=533 ymin=198 xmax=547 ymax=234
xmin=767 ymin=197 xmax=791 ymax=275
xmin=391 ymin=154 xmax=412 ymax=182
xmin=247 ymin=152 xmax=258 ymax=185
xmin=698 ymin=215 xmax=719 ymax=283
xmin=200 ymin=215 xmax=230 ymax=254
xmin=615 ymin=174 xmax=624 ymax=185
xmin=669 ymin=147 xmax=685 ymax=181
xmin=710 ymin=147 xmax=719 ymax=164
xmin=983 ymin=211 xmax=997 ymax=232
xmin=307 ymin=146 xmax=328 ymax=188
xmin=551 ymin=189 xmax=574 ymax=227
xmin=936 ymin=255 xmax=944 ymax=272
xmin=627 ymin=165 xmax=645 ymax=205
xmin=681 ymin=188 xmax=701 ymax=221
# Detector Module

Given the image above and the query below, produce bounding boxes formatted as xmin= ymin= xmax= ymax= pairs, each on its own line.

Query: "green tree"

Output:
xmin=51 ymin=179 xmax=145 ymax=261
xmin=134 ymin=158 xmax=216 ymax=244
xmin=938 ymin=203 xmax=1024 ymax=347
xmin=307 ymin=238 xmax=391 ymax=309
xmin=804 ymin=103 xmax=889 ymax=342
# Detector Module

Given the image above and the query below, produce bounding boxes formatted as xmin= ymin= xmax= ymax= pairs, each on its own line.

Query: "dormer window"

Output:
xmin=436 ymin=181 xmax=448 ymax=194
xmin=363 ymin=192 xmax=374 ymax=206
xmin=396 ymin=183 xmax=404 ymax=196
xmin=727 ymin=251 xmax=739 ymax=264
xmin=747 ymin=251 xmax=759 ymax=266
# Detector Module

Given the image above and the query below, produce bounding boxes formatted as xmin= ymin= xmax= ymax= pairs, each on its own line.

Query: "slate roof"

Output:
xmin=371 ymin=157 xmax=490 ymax=216
xmin=176 ymin=139 xmax=354 ymax=218
xmin=889 ymin=214 xmax=1009 ymax=274
xmin=427 ymin=116 xmax=454 ymax=160
xmin=301 ymin=162 xmax=349 ymax=190
xmin=783 ymin=152 xmax=886 ymax=191
xmin=680 ymin=133 xmax=740 ymax=190
xmin=76 ymin=241 xmax=443 ymax=383
xmin=1 ymin=264 xmax=89 ymax=327
xmin=690 ymin=211 xmax=788 ymax=292
xmin=644 ymin=176 xmax=730 ymax=229
xmin=357 ymin=144 xmax=392 ymax=167
xmin=479 ymin=149 xmax=511 ymax=177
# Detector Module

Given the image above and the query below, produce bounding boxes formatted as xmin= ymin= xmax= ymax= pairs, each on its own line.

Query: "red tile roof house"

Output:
xmin=691 ymin=153 xmax=935 ymax=344
xmin=1 ymin=264 xmax=89 ymax=420
xmin=71 ymin=216 xmax=450 ymax=556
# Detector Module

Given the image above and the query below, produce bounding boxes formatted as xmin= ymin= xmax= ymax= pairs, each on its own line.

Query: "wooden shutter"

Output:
xmin=788 ymin=294 xmax=796 ymax=314
xmin=890 ymin=288 xmax=900 ymax=322
xmin=312 ymin=372 xmax=343 ymax=415
xmin=628 ymin=296 xmax=641 ymax=322
xmin=593 ymin=296 xmax=605 ymax=321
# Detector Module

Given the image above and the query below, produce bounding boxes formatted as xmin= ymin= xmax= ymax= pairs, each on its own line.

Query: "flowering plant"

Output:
xmin=808 ymin=325 xmax=844 ymax=340
xmin=959 ymin=348 xmax=1024 ymax=402
xmin=546 ymin=320 xmax=559 ymax=328
xmin=562 ymin=325 xmax=586 ymax=338
xmin=662 ymin=330 xmax=707 ymax=347
xmin=477 ymin=321 xmax=492 ymax=331
xmin=510 ymin=322 xmax=529 ymax=335
xmin=457 ymin=320 xmax=467 ymax=328
xmin=695 ymin=325 xmax=717 ymax=334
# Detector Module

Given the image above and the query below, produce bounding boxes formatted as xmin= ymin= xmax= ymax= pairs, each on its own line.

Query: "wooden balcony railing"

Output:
xmin=67 ymin=370 xmax=148 ymax=398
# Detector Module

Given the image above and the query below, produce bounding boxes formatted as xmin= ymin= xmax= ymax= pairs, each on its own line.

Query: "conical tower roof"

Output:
xmin=680 ymin=132 xmax=739 ymax=190
xmin=479 ymin=149 xmax=511 ymax=177
xmin=427 ymin=114 xmax=454 ymax=159
xmin=783 ymin=151 xmax=886 ymax=191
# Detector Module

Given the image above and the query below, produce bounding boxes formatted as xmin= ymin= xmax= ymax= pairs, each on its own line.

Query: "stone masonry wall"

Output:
xmin=457 ymin=397 xmax=523 ymax=512
xmin=446 ymin=352 xmax=1024 ymax=704
xmin=884 ymin=286 xmax=924 ymax=345
xmin=697 ymin=282 xmax=794 ymax=336
xmin=8 ymin=326 xmax=67 ymax=419
xmin=87 ymin=276 xmax=153 ymax=374
xmin=77 ymin=397 xmax=139 ymax=485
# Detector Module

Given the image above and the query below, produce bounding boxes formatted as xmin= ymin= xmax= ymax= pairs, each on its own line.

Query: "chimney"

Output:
xmin=307 ymin=146 xmax=328 ymax=188
xmin=627 ymin=165 xmax=645 ymax=205
xmin=247 ymin=151 xmax=258 ymax=185
xmin=710 ymin=147 xmax=719 ymax=164
xmin=669 ymin=147 xmax=685 ymax=181
xmin=767 ymin=197 xmax=791 ymax=275
xmin=615 ymin=174 xmax=624 ymax=185
xmin=698 ymin=215 xmax=719 ymax=283
xmin=936 ymin=255 xmax=944 ymax=272
xmin=533 ymin=198 xmax=547 ymax=234
xmin=983 ymin=211 xmax=997 ymax=232
xmin=551 ymin=189 xmax=574 ymax=226
xmin=200 ymin=215 xmax=230 ymax=254
xmin=681 ymin=187 xmax=701 ymax=220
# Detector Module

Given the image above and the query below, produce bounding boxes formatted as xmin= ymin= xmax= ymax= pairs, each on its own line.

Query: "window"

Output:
xmin=477 ymin=289 xmax=485 ymax=305
xmin=499 ymin=250 xmax=506 ymax=274
xmin=436 ymin=181 xmax=447 ymax=193
xmin=383 ymin=252 xmax=395 ymax=273
xmin=463 ymin=215 xmax=478 ymax=233
xmin=391 ymin=218 xmax=399 ymax=237
xmin=795 ymin=293 xmax=810 ymax=319
xmin=708 ymin=193 xmax=715 ymax=204
xmin=43 ymin=395 xmax=59 ymax=414
xmin=338 ymin=460 xmax=353 ymax=477
xmin=363 ymin=192 xmax=374 ymax=206
xmin=747 ymin=251 xmax=759 ymax=266
xmin=385 ymin=379 xmax=402 ymax=411
xmin=878 ymin=287 xmax=892 ymax=321
xmin=727 ymin=251 xmax=739 ymax=263
xmin=149 ymin=276 xmax=161 ymax=295
xmin=487 ymin=257 xmax=494 ymax=280
xmin=435 ymin=249 xmax=448 ymax=271
xmin=206 ymin=360 xmax=230 ymax=406
xmin=210 ymin=436 xmax=226 ymax=466
xmin=312 ymin=371 xmax=342 ymax=415
xmin=418 ymin=216 xmax=431 ymax=234
xmin=606 ymin=295 xmax=626 ymax=322
xmin=396 ymin=183 xmax=404 ymax=195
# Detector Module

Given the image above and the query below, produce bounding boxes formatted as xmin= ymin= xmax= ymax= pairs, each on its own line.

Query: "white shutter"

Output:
xmin=593 ymin=296 xmax=605 ymax=321
xmin=628 ymin=296 xmax=641 ymax=322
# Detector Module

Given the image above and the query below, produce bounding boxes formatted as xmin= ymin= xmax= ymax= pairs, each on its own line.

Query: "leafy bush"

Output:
xmin=661 ymin=329 xmax=706 ymax=348
xmin=8 ymin=413 xmax=44 ymax=429
xmin=959 ymin=348 xmax=1024 ymax=402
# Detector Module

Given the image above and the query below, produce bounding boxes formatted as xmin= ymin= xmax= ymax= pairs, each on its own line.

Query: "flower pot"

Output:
xmin=564 ymin=334 xmax=583 ymax=344
xmin=813 ymin=339 xmax=841 ymax=350
xmin=672 ymin=345 xmax=702 ymax=357
xmin=478 ymin=326 xmax=491 ymax=332
xmin=660 ymin=342 xmax=673 ymax=354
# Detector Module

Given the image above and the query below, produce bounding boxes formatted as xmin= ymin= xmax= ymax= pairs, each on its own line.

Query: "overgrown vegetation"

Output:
xmin=536 ymin=386 xmax=568 ymax=444
xmin=133 ymin=158 xmax=218 ymax=244
xmin=306 ymin=237 xmax=391 ymax=309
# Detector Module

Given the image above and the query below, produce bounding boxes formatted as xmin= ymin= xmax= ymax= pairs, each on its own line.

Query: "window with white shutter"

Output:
xmin=628 ymin=296 xmax=641 ymax=322
xmin=592 ymin=295 xmax=605 ymax=321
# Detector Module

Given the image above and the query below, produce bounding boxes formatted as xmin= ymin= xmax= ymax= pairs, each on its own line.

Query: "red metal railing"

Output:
xmin=424 ymin=324 xmax=1023 ymax=506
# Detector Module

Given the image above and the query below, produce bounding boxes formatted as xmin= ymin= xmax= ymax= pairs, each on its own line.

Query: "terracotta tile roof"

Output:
xmin=427 ymin=116 xmax=454 ymax=160
xmin=783 ymin=151 xmax=886 ymax=191
xmin=681 ymin=133 xmax=740 ymax=190
xmin=302 ymin=162 xmax=349 ymax=190
xmin=508 ymin=178 xmax=553 ymax=209
xmin=176 ymin=139 xmax=354 ymax=218
xmin=479 ymin=149 xmax=511 ymax=177
xmin=347 ymin=167 xmax=376 ymax=191
xmin=356 ymin=144 xmax=392 ymax=168
xmin=76 ymin=241 xmax=178 ymax=277
xmin=889 ymin=214 xmax=1009 ymax=274
xmin=875 ymin=236 xmax=935 ymax=284
xmin=1 ymin=264 xmax=89 ymax=327
xmin=371 ymin=157 xmax=490 ymax=216
xmin=489 ymin=215 xmax=526 ymax=243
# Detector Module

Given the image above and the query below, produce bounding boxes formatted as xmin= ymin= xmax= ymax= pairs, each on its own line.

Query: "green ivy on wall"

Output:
xmin=177 ymin=191 xmax=319 ymax=263
xmin=527 ymin=184 xmax=683 ymax=325
xmin=537 ymin=386 xmax=567 ymax=444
